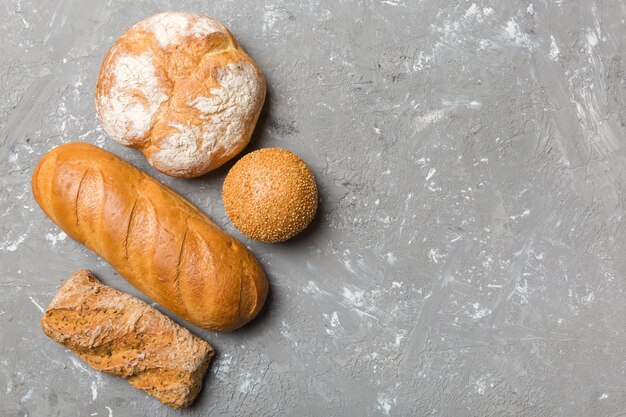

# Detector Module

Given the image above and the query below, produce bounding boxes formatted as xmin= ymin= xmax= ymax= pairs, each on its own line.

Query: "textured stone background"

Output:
xmin=1 ymin=0 xmax=626 ymax=416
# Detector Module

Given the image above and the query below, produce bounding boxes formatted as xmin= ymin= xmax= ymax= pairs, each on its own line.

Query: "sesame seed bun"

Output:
xmin=223 ymin=148 xmax=318 ymax=243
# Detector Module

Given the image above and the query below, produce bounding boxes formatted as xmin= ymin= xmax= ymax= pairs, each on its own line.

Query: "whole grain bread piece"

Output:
xmin=41 ymin=269 xmax=214 ymax=408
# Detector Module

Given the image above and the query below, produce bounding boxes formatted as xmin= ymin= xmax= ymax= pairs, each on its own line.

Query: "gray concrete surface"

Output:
xmin=1 ymin=0 xmax=626 ymax=416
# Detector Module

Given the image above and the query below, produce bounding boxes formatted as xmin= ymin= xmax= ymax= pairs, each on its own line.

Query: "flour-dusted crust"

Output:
xmin=41 ymin=270 xmax=214 ymax=408
xmin=95 ymin=12 xmax=266 ymax=177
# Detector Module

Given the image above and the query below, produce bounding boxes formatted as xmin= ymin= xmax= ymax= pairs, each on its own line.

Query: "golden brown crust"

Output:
xmin=41 ymin=270 xmax=214 ymax=408
xmin=95 ymin=12 xmax=266 ymax=178
xmin=222 ymin=148 xmax=318 ymax=243
xmin=32 ymin=142 xmax=268 ymax=331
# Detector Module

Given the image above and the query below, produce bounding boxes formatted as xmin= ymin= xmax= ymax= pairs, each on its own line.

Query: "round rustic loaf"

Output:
xmin=223 ymin=148 xmax=318 ymax=243
xmin=95 ymin=12 xmax=266 ymax=178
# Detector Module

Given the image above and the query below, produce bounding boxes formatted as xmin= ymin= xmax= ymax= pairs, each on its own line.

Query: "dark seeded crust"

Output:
xmin=40 ymin=269 xmax=214 ymax=408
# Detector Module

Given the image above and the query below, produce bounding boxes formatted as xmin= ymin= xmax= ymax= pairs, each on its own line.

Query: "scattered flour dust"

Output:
xmin=414 ymin=109 xmax=445 ymax=133
xmin=28 ymin=296 xmax=45 ymax=313
xmin=464 ymin=3 xmax=494 ymax=23
xmin=586 ymin=28 xmax=599 ymax=49
xmin=21 ymin=387 xmax=34 ymax=402
xmin=549 ymin=35 xmax=560 ymax=61
xmin=91 ymin=380 xmax=98 ymax=401
xmin=376 ymin=392 xmax=397 ymax=415
xmin=69 ymin=357 xmax=105 ymax=401
xmin=323 ymin=311 xmax=342 ymax=336
xmin=510 ymin=209 xmax=531 ymax=220
xmin=279 ymin=319 xmax=298 ymax=346
xmin=413 ymin=50 xmax=433 ymax=71
xmin=427 ymin=248 xmax=445 ymax=264
xmin=303 ymin=280 xmax=321 ymax=294
xmin=470 ymin=374 xmax=494 ymax=395
xmin=580 ymin=292 xmax=595 ymax=305
xmin=394 ymin=329 xmax=407 ymax=346
xmin=213 ymin=353 xmax=232 ymax=381
xmin=341 ymin=285 xmax=365 ymax=306
xmin=502 ymin=19 xmax=537 ymax=51
xmin=262 ymin=7 xmax=290 ymax=34
xmin=385 ymin=252 xmax=397 ymax=265
xmin=70 ymin=357 xmax=95 ymax=375
xmin=343 ymin=259 xmax=357 ymax=275
xmin=302 ymin=280 xmax=332 ymax=299
xmin=469 ymin=302 xmax=492 ymax=319
xmin=340 ymin=285 xmax=380 ymax=321
xmin=0 ymin=233 xmax=27 ymax=252
xmin=45 ymin=231 xmax=66 ymax=245
xmin=433 ymin=3 xmax=494 ymax=47
xmin=237 ymin=370 xmax=265 ymax=395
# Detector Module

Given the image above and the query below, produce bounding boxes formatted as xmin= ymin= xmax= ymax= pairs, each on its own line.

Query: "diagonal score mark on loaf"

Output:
xmin=237 ymin=251 xmax=259 ymax=321
xmin=172 ymin=221 xmax=190 ymax=319
xmin=237 ymin=259 xmax=244 ymax=320
xmin=126 ymin=182 xmax=193 ymax=321
xmin=124 ymin=197 xmax=139 ymax=261
xmin=178 ymin=218 xmax=223 ymax=327
xmin=74 ymin=170 xmax=88 ymax=226
xmin=75 ymin=169 xmax=105 ymax=249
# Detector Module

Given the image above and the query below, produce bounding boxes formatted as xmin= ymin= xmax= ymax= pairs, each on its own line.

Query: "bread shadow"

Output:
xmin=182 ymin=287 xmax=273 ymax=410
xmin=224 ymin=193 xmax=327 ymax=338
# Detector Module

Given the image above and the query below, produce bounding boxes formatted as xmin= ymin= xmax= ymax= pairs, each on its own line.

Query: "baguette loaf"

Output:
xmin=41 ymin=270 xmax=214 ymax=408
xmin=32 ymin=142 xmax=268 ymax=331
